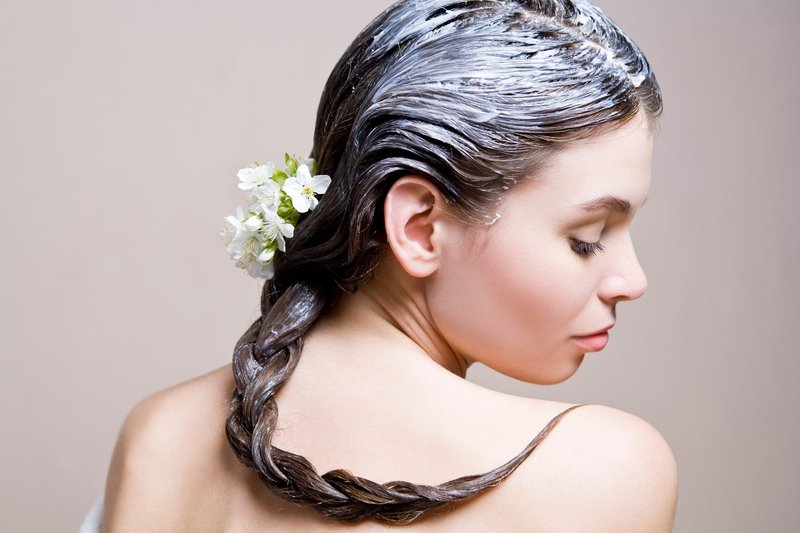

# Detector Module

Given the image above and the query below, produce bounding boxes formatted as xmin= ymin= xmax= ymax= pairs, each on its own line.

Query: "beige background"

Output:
xmin=1 ymin=1 xmax=797 ymax=531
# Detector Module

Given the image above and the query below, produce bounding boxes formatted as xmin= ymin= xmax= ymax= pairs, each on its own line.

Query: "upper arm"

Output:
xmin=102 ymin=390 xmax=193 ymax=532
xmin=521 ymin=405 xmax=679 ymax=532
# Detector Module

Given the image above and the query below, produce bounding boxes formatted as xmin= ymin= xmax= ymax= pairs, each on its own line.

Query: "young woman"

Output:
xmin=84 ymin=0 xmax=678 ymax=530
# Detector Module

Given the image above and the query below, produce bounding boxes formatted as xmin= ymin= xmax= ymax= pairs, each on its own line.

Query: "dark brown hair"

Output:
xmin=225 ymin=0 xmax=662 ymax=524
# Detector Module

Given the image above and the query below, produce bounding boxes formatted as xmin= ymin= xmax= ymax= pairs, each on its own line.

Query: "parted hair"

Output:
xmin=225 ymin=0 xmax=663 ymax=524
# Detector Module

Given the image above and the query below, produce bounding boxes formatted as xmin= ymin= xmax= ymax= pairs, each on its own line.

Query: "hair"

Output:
xmin=225 ymin=0 xmax=662 ymax=525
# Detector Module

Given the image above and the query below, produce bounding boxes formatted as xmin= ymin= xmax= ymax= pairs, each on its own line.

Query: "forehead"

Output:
xmin=513 ymin=113 xmax=654 ymax=216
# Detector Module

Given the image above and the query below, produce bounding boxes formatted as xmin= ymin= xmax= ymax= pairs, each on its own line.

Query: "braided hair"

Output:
xmin=225 ymin=0 xmax=662 ymax=524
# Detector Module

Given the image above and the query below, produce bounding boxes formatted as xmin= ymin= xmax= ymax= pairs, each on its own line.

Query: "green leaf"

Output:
xmin=271 ymin=169 xmax=288 ymax=186
xmin=285 ymin=153 xmax=298 ymax=176
xmin=277 ymin=202 xmax=297 ymax=220
xmin=308 ymin=158 xmax=317 ymax=176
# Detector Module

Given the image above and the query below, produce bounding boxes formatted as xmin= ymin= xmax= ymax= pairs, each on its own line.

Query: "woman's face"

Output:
xmin=428 ymin=113 xmax=654 ymax=384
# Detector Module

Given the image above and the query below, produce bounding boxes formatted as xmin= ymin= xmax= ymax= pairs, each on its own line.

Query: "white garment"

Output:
xmin=79 ymin=495 xmax=104 ymax=533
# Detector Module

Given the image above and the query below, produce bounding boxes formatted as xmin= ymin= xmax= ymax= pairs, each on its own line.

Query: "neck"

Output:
xmin=306 ymin=256 xmax=472 ymax=380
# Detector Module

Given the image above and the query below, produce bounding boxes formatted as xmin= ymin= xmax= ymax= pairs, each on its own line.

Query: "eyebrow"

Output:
xmin=577 ymin=195 xmax=648 ymax=214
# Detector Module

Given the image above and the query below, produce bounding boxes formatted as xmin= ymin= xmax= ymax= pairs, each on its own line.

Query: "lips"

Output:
xmin=573 ymin=331 xmax=609 ymax=352
xmin=575 ymin=323 xmax=615 ymax=337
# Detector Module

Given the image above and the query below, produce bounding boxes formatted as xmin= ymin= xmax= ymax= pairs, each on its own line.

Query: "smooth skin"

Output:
xmin=103 ymin=110 xmax=678 ymax=532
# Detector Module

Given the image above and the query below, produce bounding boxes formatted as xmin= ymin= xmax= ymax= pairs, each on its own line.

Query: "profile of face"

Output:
xmin=424 ymin=112 xmax=654 ymax=385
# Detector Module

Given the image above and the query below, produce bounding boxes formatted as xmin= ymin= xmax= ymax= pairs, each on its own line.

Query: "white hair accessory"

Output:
xmin=220 ymin=154 xmax=331 ymax=279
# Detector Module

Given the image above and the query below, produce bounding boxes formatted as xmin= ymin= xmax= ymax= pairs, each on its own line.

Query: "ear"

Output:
xmin=383 ymin=176 xmax=450 ymax=278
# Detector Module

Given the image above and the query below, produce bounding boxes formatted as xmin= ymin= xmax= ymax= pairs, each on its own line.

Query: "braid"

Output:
xmin=224 ymin=275 xmax=586 ymax=524
xmin=226 ymin=281 xmax=325 ymax=471
xmin=224 ymin=0 xmax=662 ymax=524
xmin=227 ymin=289 xmax=585 ymax=523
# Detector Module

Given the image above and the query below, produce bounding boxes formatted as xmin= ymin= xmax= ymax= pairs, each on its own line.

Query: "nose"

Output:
xmin=597 ymin=233 xmax=648 ymax=304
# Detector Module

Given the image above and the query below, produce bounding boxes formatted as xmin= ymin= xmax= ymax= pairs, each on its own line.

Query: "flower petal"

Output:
xmin=287 ymin=190 xmax=310 ymax=213
xmin=258 ymin=248 xmax=275 ymax=263
xmin=310 ymin=174 xmax=331 ymax=194
xmin=282 ymin=177 xmax=301 ymax=194
xmin=279 ymin=223 xmax=294 ymax=238
xmin=224 ymin=215 xmax=242 ymax=229
xmin=295 ymin=164 xmax=312 ymax=182
xmin=244 ymin=215 xmax=262 ymax=231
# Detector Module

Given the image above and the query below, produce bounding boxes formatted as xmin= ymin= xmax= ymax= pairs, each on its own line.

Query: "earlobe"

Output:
xmin=383 ymin=176 xmax=447 ymax=278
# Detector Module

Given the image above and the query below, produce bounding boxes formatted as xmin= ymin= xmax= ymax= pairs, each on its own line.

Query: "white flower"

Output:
xmin=298 ymin=156 xmax=315 ymax=170
xmin=282 ymin=164 xmax=331 ymax=213
xmin=243 ymin=214 xmax=263 ymax=232
xmin=249 ymin=178 xmax=282 ymax=214
xmin=220 ymin=208 xmax=276 ymax=280
xmin=222 ymin=155 xmax=327 ymax=279
xmin=220 ymin=206 xmax=263 ymax=262
xmin=260 ymin=209 xmax=295 ymax=252
xmin=237 ymin=162 xmax=275 ymax=191
xmin=246 ymin=257 xmax=274 ymax=279
xmin=258 ymin=248 xmax=275 ymax=264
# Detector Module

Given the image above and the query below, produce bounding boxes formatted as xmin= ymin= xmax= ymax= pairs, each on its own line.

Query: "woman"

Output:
xmin=84 ymin=0 xmax=678 ymax=530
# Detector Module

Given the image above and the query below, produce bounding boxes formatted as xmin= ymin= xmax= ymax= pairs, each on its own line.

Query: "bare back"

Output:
xmin=102 ymin=362 xmax=677 ymax=532
xmin=105 ymin=363 xmax=582 ymax=530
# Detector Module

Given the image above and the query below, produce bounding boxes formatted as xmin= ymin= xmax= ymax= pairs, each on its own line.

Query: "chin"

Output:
xmin=512 ymin=356 xmax=584 ymax=385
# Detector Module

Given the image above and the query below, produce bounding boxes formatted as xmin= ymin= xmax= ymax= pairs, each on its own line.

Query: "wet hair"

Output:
xmin=225 ymin=0 xmax=662 ymax=525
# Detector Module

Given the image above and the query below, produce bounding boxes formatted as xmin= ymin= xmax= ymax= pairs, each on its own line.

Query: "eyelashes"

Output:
xmin=569 ymin=237 xmax=606 ymax=257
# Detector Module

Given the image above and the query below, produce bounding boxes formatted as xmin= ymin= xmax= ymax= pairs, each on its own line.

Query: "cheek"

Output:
xmin=427 ymin=226 xmax=589 ymax=379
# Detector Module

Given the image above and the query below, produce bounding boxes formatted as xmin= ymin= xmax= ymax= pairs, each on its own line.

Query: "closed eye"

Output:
xmin=569 ymin=237 xmax=606 ymax=257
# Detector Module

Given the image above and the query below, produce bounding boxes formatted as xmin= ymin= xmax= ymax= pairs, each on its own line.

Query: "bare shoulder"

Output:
xmin=507 ymin=402 xmax=679 ymax=533
xmin=112 ymin=364 xmax=233 ymax=463
xmin=102 ymin=365 xmax=236 ymax=531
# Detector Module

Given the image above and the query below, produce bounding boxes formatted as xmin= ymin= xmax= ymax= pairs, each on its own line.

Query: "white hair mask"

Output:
xmin=305 ymin=0 xmax=659 ymax=238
